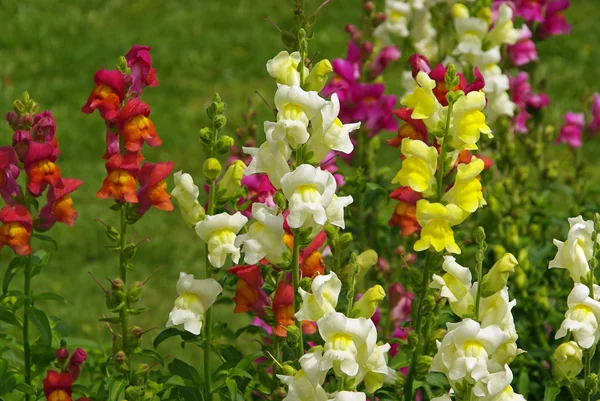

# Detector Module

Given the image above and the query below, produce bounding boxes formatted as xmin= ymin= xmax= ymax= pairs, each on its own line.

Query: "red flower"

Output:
xmin=116 ymin=99 xmax=162 ymax=152
xmin=0 ymin=146 xmax=20 ymax=204
xmin=103 ymin=129 xmax=120 ymax=160
xmin=428 ymin=64 xmax=466 ymax=107
xmin=272 ymin=282 xmax=295 ymax=337
xmin=67 ymin=348 xmax=87 ymax=381
xmin=32 ymin=111 xmax=57 ymax=143
xmin=125 ymin=44 xmax=159 ymax=96
xmin=389 ymin=187 xmax=422 ymax=236
xmin=282 ymin=230 xmax=327 ymax=278
xmin=0 ymin=204 xmax=32 ymax=255
xmin=388 ymin=108 xmax=429 ymax=147
xmin=43 ymin=370 xmax=73 ymax=401
xmin=24 ymin=142 xmax=64 ymax=196
xmin=228 ymin=264 xmax=269 ymax=315
xmin=135 ymin=161 xmax=174 ymax=215
xmin=37 ymin=178 xmax=82 ymax=230
xmin=81 ymin=68 xmax=126 ymax=122
xmin=96 ymin=153 xmax=139 ymax=203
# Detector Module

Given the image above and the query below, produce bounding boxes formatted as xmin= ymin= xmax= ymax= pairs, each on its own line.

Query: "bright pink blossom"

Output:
xmin=587 ymin=93 xmax=600 ymax=135
xmin=125 ymin=44 xmax=159 ymax=96
xmin=507 ymin=25 xmax=538 ymax=67
xmin=555 ymin=112 xmax=584 ymax=148
xmin=539 ymin=0 xmax=571 ymax=39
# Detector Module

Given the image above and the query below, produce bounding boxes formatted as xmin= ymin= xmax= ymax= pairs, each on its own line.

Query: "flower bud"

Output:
xmin=360 ymin=41 xmax=374 ymax=58
xmin=339 ymin=232 xmax=353 ymax=247
xmin=299 ymin=277 xmax=312 ymax=292
xmin=67 ymin=348 xmax=87 ymax=380
xmin=416 ymin=355 xmax=433 ymax=375
xmin=451 ymin=3 xmax=469 ymax=19
xmin=128 ymin=281 xmax=143 ymax=304
xmin=215 ymin=135 xmax=235 ymax=155
xmin=281 ymin=364 xmax=297 ymax=377
xmin=352 ymin=285 xmax=385 ymax=318
xmin=364 ymin=1 xmax=374 ymax=13
xmin=106 ymin=225 xmax=121 ymax=242
xmin=274 ymin=191 xmax=287 ymax=209
xmin=356 ymin=249 xmax=378 ymax=278
xmin=305 ymin=59 xmax=333 ymax=92
xmin=285 ymin=324 xmax=301 ymax=347
xmin=477 ymin=7 xmax=493 ymax=25
xmin=217 ymin=160 xmax=246 ymax=199
xmin=199 ymin=126 xmax=212 ymax=142
xmin=213 ymin=115 xmax=227 ymax=130
xmin=374 ymin=12 xmax=386 ymax=25
xmin=480 ymin=253 xmax=518 ymax=297
xmin=408 ymin=54 xmax=431 ymax=79
xmin=133 ymin=363 xmax=150 ymax=383
xmin=203 ymin=158 xmax=222 ymax=182
xmin=123 ymin=243 xmax=137 ymax=260
xmin=553 ymin=341 xmax=583 ymax=381
xmin=56 ymin=347 xmax=70 ymax=364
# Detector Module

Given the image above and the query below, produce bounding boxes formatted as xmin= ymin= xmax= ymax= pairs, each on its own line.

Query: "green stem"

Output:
xmin=474 ymin=258 xmax=483 ymax=322
xmin=118 ymin=205 xmax=130 ymax=379
xmin=291 ymin=234 xmax=304 ymax=358
xmin=404 ymin=251 xmax=433 ymax=401
xmin=204 ymin=180 xmax=216 ymax=400
xmin=435 ymin=101 xmax=454 ymax=202
xmin=23 ymin=254 xmax=32 ymax=400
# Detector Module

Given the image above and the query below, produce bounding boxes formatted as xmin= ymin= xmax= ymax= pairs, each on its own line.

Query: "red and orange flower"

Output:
xmin=81 ymin=68 xmax=126 ymax=122
xmin=0 ymin=204 xmax=33 ymax=256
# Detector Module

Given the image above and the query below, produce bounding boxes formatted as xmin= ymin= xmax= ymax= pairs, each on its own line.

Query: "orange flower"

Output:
xmin=301 ymin=251 xmax=326 ymax=278
xmin=117 ymin=99 xmax=162 ymax=152
xmin=135 ymin=161 xmax=174 ymax=216
xmin=272 ymin=282 xmax=295 ymax=337
xmin=81 ymin=68 xmax=125 ymax=122
xmin=38 ymin=178 xmax=82 ymax=230
xmin=97 ymin=154 xmax=138 ymax=203
xmin=0 ymin=204 xmax=32 ymax=256
xmin=388 ymin=107 xmax=429 ymax=147
xmin=24 ymin=142 xmax=63 ymax=196
xmin=389 ymin=186 xmax=422 ymax=236
xmin=228 ymin=265 xmax=269 ymax=315
xmin=43 ymin=371 xmax=73 ymax=401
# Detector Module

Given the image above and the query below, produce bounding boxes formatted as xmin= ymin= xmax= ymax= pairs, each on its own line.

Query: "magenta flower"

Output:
xmin=509 ymin=71 xmax=550 ymax=134
xmin=31 ymin=111 xmax=57 ymax=143
xmin=367 ymin=46 xmax=401 ymax=79
xmin=513 ymin=110 xmax=531 ymax=134
xmin=125 ymin=44 xmax=159 ymax=96
xmin=507 ymin=25 xmax=538 ymax=67
xmin=320 ymin=151 xmax=345 ymax=187
xmin=408 ymin=53 xmax=431 ymax=79
xmin=389 ymin=283 xmax=414 ymax=327
xmin=515 ymin=0 xmax=548 ymax=22
xmin=555 ymin=112 xmax=584 ymax=148
xmin=539 ymin=0 xmax=571 ymax=39
xmin=0 ymin=146 xmax=20 ymax=204
xmin=587 ymin=93 xmax=600 ymax=135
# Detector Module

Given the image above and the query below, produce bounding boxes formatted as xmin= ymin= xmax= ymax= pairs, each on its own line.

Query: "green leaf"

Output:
xmin=168 ymin=359 xmax=202 ymax=385
xmin=0 ymin=309 xmax=21 ymax=328
xmin=228 ymin=368 xmax=253 ymax=380
xmin=26 ymin=307 xmax=52 ymax=346
xmin=34 ymin=292 xmax=68 ymax=303
xmin=134 ymin=349 xmax=164 ymax=365
xmin=3 ymin=256 xmax=25 ymax=294
xmin=518 ymin=368 xmax=530 ymax=399
xmin=543 ymin=383 xmax=561 ymax=401
xmin=15 ymin=383 xmax=35 ymax=395
xmin=154 ymin=327 xmax=190 ymax=349
xmin=128 ymin=307 xmax=150 ymax=315
xmin=31 ymin=250 xmax=52 ymax=277
xmin=0 ymin=359 xmax=17 ymax=395
xmin=235 ymin=351 xmax=263 ymax=371
xmin=226 ymin=378 xmax=237 ymax=401
xmin=31 ymin=234 xmax=57 ymax=250
xmin=165 ymin=375 xmax=186 ymax=386
xmin=234 ymin=325 xmax=269 ymax=338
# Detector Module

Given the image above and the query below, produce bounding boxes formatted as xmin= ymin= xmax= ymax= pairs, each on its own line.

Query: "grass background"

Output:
xmin=0 ymin=0 xmax=599 ymax=357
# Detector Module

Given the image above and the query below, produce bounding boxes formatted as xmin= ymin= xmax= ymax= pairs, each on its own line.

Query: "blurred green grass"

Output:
xmin=0 ymin=0 xmax=599 ymax=350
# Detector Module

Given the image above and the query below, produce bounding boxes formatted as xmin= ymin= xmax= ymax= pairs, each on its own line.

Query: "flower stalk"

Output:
xmin=22 ymin=254 xmax=32 ymax=401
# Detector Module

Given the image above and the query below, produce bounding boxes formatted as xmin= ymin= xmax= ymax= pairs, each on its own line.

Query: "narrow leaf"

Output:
xmin=26 ymin=307 xmax=52 ymax=346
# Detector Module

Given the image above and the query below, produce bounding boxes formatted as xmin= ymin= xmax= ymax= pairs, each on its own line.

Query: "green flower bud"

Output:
xmin=451 ymin=3 xmax=469 ymax=18
xmin=299 ymin=277 xmax=312 ymax=292
xmin=203 ymin=158 xmax=222 ymax=182
xmin=213 ymin=114 xmax=227 ymax=130
xmin=216 ymin=135 xmax=235 ymax=155
xmin=305 ymin=59 xmax=333 ymax=92
xmin=339 ymin=232 xmax=353 ymax=247
xmin=352 ymin=285 xmax=385 ymax=318
xmin=281 ymin=364 xmax=297 ymax=377
xmin=115 ymin=350 xmax=129 ymax=373
xmin=199 ymin=126 xmax=212 ymax=142
xmin=125 ymin=386 xmax=143 ymax=401
xmin=553 ymin=341 xmax=583 ymax=381
xmin=480 ymin=253 xmax=518 ymax=297
xmin=274 ymin=192 xmax=287 ymax=209
xmin=123 ymin=243 xmax=137 ymax=260
xmin=416 ymin=355 xmax=433 ymax=375
xmin=217 ymin=160 xmax=246 ymax=199
xmin=285 ymin=324 xmax=301 ymax=347
xmin=133 ymin=363 xmax=150 ymax=383
xmin=126 ymin=326 xmax=144 ymax=350
xmin=477 ymin=7 xmax=493 ymax=24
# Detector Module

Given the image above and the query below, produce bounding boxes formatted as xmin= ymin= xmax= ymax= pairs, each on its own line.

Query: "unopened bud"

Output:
xmin=217 ymin=160 xmax=246 ymax=199
xmin=203 ymin=158 xmax=222 ymax=182
xmin=216 ymin=135 xmax=235 ymax=155
xmin=213 ymin=115 xmax=227 ymax=130
xmin=416 ymin=356 xmax=433 ymax=375
xmin=451 ymin=3 xmax=469 ymax=19
xmin=299 ymin=277 xmax=312 ymax=292
xmin=352 ymin=285 xmax=385 ymax=318
xmin=281 ymin=364 xmax=297 ymax=376
xmin=123 ymin=243 xmax=137 ymax=260
xmin=56 ymin=347 xmax=70 ymax=364
xmin=374 ymin=12 xmax=386 ymax=25
xmin=305 ymin=59 xmax=333 ymax=92
xmin=356 ymin=249 xmax=378 ymax=276
xmin=481 ymin=253 xmax=518 ymax=296
xmin=364 ymin=1 xmax=375 ymax=13
xmin=199 ymin=126 xmax=212 ymax=142
xmin=128 ymin=281 xmax=143 ymax=303
xmin=339 ymin=232 xmax=353 ymax=247
xmin=126 ymin=326 xmax=144 ymax=350
xmin=553 ymin=341 xmax=583 ymax=381
xmin=285 ymin=324 xmax=301 ymax=346
xmin=133 ymin=363 xmax=150 ymax=383
xmin=477 ymin=7 xmax=493 ymax=25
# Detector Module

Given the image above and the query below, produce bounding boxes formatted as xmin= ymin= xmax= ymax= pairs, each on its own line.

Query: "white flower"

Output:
xmin=476 ymin=364 xmax=515 ymax=399
xmin=430 ymin=256 xmax=474 ymax=317
xmin=325 ymin=195 xmax=354 ymax=229
xmin=278 ymin=370 xmax=328 ymax=401
xmin=490 ymin=386 xmax=527 ymax=401
xmin=355 ymin=343 xmax=397 ymax=393
xmin=454 ymin=17 xmax=488 ymax=56
xmin=486 ymin=91 xmax=515 ymax=122
xmin=549 ymin=216 xmax=596 ymax=282
xmin=317 ymin=312 xmax=376 ymax=377
xmin=265 ymin=85 xmax=327 ymax=152
xmin=430 ymin=318 xmax=508 ymax=382
xmin=556 ymin=283 xmax=600 ymax=349
xmin=235 ymin=203 xmax=288 ymax=265
xmin=299 ymin=348 xmax=329 ymax=386
xmin=296 ymin=272 xmax=342 ymax=322
xmin=266 ymin=51 xmax=308 ymax=86
xmin=382 ymin=0 xmax=412 ymax=38
xmin=195 ymin=212 xmax=248 ymax=268
xmin=166 ymin=272 xmax=222 ymax=335
xmin=243 ymin=141 xmax=291 ymax=189
xmin=171 ymin=171 xmax=205 ymax=226
xmin=487 ymin=3 xmax=519 ymax=48
xmin=306 ymin=94 xmax=360 ymax=162
xmin=280 ymin=164 xmax=337 ymax=233
xmin=329 ymin=392 xmax=367 ymax=401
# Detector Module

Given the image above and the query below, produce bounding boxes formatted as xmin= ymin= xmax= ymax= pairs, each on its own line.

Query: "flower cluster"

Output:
xmin=43 ymin=347 xmax=88 ymax=401
xmin=1 ymin=92 xmax=81 ymax=255
xmin=389 ymin=59 xmax=491 ymax=253
xmin=81 ymin=44 xmax=173 ymax=217
xmin=494 ymin=0 xmax=571 ymax=40
xmin=554 ymin=93 xmax=600 ymax=149
xmin=508 ymin=72 xmax=550 ymax=134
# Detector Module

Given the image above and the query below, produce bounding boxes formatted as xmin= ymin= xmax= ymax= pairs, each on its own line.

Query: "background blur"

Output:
xmin=0 ymin=0 xmax=599 ymax=352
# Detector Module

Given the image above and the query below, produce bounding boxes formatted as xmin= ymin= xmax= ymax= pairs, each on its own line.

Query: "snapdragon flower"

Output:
xmin=295 ymin=272 xmax=342 ymax=322
xmin=414 ymin=200 xmax=469 ymax=254
xmin=195 ymin=212 xmax=248 ymax=268
xmin=171 ymin=171 xmax=205 ymax=226
xmin=442 ymin=158 xmax=486 ymax=213
xmin=401 ymin=71 xmax=443 ymax=130
xmin=235 ymin=203 xmax=288 ymax=265
xmin=450 ymin=91 xmax=492 ymax=150
xmin=431 ymin=256 xmax=474 ymax=317
xmin=266 ymin=51 xmax=308 ymax=86
xmin=392 ymin=138 xmax=438 ymax=195
xmin=555 ymin=283 xmax=600 ymax=349
xmin=549 ymin=216 xmax=597 ymax=282
xmin=243 ymin=141 xmax=291 ymax=190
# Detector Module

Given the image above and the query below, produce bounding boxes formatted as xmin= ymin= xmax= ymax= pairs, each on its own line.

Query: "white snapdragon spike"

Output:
xmin=430 ymin=318 xmax=508 ymax=382
xmin=266 ymin=51 xmax=308 ymax=86
xmin=475 ymin=365 xmax=517 ymax=399
xmin=278 ymin=370 xmax=328 ymax=401
xmin=166 ymin=272 xmax=222 ymax=335
xmin=195 ymin=212 xmax=248 ymax=268
xmin=487 ymin=3 xmax=520 ymax=48
xmin=430 ymin=256 xmax=474 ymax=317
xmin=171 ymin=171 xmax=205 ymax=226
xmin=325 ymin=195 xmax=354 ymax=230
xmin=296 ymin=272 xmax=342 ymax=322
xmin=265 ymin=85 xmax=327 ymax=152
xmin=280 ymin=164 xmax=337 ymax=233
xmin=453 ymin=17 xmax=488 ymax=57
xmin=549 ymin=216 xmax=597 ymax=283
xmin=355 ymin=343 xmax=397 ymax=393
xmin=329 ymin=392 xmax=367 ymax=401
xmin=401 ymin=70 xmax=444 ymax=130
xmin=317 ymin=312 xmax=377 ymax=377
xmin=234 ymin=203 xmax=288 ymax=265
xmin=306 ymin=94 xmax=361 ymax=162
xmin=556 ymin=283 xmax=600 ymax=349
xmin=243 ymin=141 xmax=291 ymax=189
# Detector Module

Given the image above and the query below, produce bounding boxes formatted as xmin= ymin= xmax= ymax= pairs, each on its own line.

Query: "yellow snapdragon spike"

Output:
xmin=392 ymin=138 xmax=438 ymax=195
xmin=452 ymin=91 xmax=492 ymax=149
xmin=443 ymin=157 xmax=486 ymax=213
xmin=414 ymin=200 xmax=469 ymax=254
xmin=401 ymin=71 xmax=439 ymax=120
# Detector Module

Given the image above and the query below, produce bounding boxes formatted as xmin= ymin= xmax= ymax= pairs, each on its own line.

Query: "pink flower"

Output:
xmin=367 ymin=46 xmax=401 ymax=79
xmin=507 ymin=25 xmax=538 ymax=67
xmin=37 ymin=178 xmax=82 ymax=230
xmin=31 ymin=111 xmax=57 ymax=143
xmin=539 ymin=0 xmax=571 ymax=39
xmin=508 ymin=72 xmax=550 ymax=134
xmin=66 ymin=348 xmax=87 ymax=381
xmin=555 ymin=112 xmax=584 ymax=148
xmin=408 ymin=54 xmax=431 ymax=79
xmin=587 ymin=93 xmax=600 ymax=135
xmin=389 ymin=283 xmax=414 ymax=327
xmin=0 ymin=146 xmax=20 ymax=204
xmin=125 ymin=44 xmax=159 ymax=96
xmin=513 ymin=0 xmax=548 ymax=23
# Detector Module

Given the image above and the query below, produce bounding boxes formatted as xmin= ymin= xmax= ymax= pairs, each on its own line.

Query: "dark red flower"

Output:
xmin=81 ymin=68 xmax=125 ymax=121
xmin=135 ymin=161 xmax=174 ymax=215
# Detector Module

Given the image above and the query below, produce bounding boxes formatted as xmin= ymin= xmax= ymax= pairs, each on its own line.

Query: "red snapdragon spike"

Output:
xmin=125 ymin=44 xmax=159 ymax=96
xmin=32 ymin=111 xmax=57 ymax=143
xmin=228 ymin=265 xmax=270 ymax=315
xmin=43 ymin=370 xmax=73 ymax=401
xmin=116 ymin=99 xmax=162 ymax=152
xmin=81 ymin=68 xmax=126 ymax=122
xmin=37 ymin=178 xmax=82 ymax=230
xmin=97 ymin=153 xmax=139 ymax=203
xmin=0 ymin=146 xmax=20 ymax=204
xmin=389 ymin=108 xmax=429 ymax=146
xmin=272 ymin=282 xmax=294 ymax=337
xmin=24 ymin=142 xmax=64 ymax=196
xmin=0 ymin=204 xmax=33 ymax=255
xmin=135 ymin=161 xmax=174 ymax=215
xmin=67 ymin=348 xmax=87 ymax=381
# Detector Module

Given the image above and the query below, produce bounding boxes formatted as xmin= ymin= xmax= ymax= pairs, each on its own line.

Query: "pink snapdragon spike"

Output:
xmin=539 ymin=0 xmax=571 ymax=39
xmin=125 ymin=44 xmax=159 ymax=96
xmin=81 ymin=68 xmax=126 ymax=122
xmin=0 ymin=146 xmax=20 ymax=204
xmin=555 ymin=112 xmax=585 ymax=148
xmin=587 ymin=93 xmax=600 ymax=135
xmin=507 ymin=25 xmax=538 ymax=67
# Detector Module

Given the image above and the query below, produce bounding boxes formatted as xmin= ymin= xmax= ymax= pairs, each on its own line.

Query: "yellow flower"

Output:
xmin=392 ymin=138 xmax=438 ymax=195
xmin=305 ymin=59 xmax=333 ymax=92
xmin=443 ymin=157 xmax=486 ymax=213
xmin=401 ymin=71 xmax=441 ymax=128
xmin=414 ymin=200 xmax=469 ymax=254
xmin=451 ymin=91 xmax=492 ymax=150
